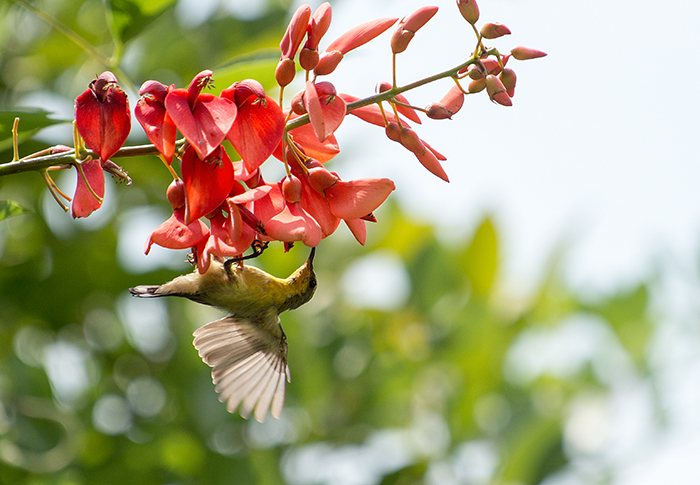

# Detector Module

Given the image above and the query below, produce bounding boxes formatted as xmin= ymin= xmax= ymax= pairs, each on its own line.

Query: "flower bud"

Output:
xmin=499 ymin=68 xmax=516 ymax=97
xmin=391 ymin=6 xmax=438 ymax=54
xmin=465 ymin=63 xmax=486 ymax=80
xmin=308 ymin=166 xmax=339 ymax=192
xmin=457 ymin=0 xmax=479 ymax=25
xmin=299 ymin=47 xmax=320 ymax=71
xmin=376 ymin=81 xmax=392 ymax=93
xmin=385 ymin=122 xmax=402 ymax=142
xmin=426 ymin=103 xmax=452 ymax=120
xmin=438 ymin=84 xmax=464 ymax=115
xmin=468 ymin=78 xmax=486 ymax=93
xmin=275 ymin=58 xmax=296 ymax=87
xmin=391 ymin=29 xmax=414 ymax=54
xmin=282 ymin=174 xmax=303 ymax=204
xmin=291 ymin=90 xmax=307 ymax=115
xmin=399 ymin=126 xmax=425 ymax=156
xmin=480 ymin=22 xmax=511 ymax=39
xmin=314 ymin=50 xmax=344 ymax=76
xmin=485 ymin=74 xmax=512 ymax=106
xmin=510 ymin=46 xmax=547 ymax=60
xmin=167 ymin=179 xmax=186 ymax=210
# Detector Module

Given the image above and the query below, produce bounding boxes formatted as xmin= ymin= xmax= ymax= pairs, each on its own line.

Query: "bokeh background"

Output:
xmin=1 ymin=0 xmax=700 ymax=484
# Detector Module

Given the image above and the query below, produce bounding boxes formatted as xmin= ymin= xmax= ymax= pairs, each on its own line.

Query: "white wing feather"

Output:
xmin=192 ymin=314 xmax=290 ymax=421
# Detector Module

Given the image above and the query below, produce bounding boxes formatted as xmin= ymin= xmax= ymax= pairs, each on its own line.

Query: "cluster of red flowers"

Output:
xmin=70 ymin=0 xmax=544 ymax=272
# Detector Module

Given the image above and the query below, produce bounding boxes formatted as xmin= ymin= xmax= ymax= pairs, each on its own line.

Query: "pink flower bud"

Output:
xmin=399 ymin=126 xmax=425 ymax=155
xmin=306 ymin=2 xmax=332 ymax=50
xmin=485 ymin=74 xmax=512 ymax=106
xmin=385 ymin=122 xmax=402 ymax=142
xmin=275 ymin=58 xmax=296 ymax=87
xmin=391 ymin=29 xmax=414 ymax=54
xmin=402 ymin=6 xmax=439 ymax=32
xmin=391 ymin=6 xmax=438 ymax=54
xmin=376 ymin=81 xmax=392 ymax=93
xmin=510 ymin=46 xmax=547 ymax=60
xmin=480 ymin=22 xmax=511 ymax=39
xmin=425 ymin=103 xmax=452 ymax=120
xmin=282 ymin=174 xmax=303 ymax=204
xmin=468 ymin=78 xmax=486 ymax=93
xmin=314 ymin=50 xmax=344 ymax=76
xmin=439 ymin=84 xmax=464 ymax=114
xmin=299 ymin=47 xmax=320 ymax=71
xmin=280 ymin=4 xmax=312 ymax=59
xmin=457 ymin=0 xmax=479 ymax=25
xmin=308 ymin=166 xmax=339 ymax=192
xmin=291 ymin=90 xmax=307 ymax=115
xmin=167 ymin=179 xmax=186 ymax=209
xmin=465 ymin=63 xmax=486 ymax=80
xmin=499 ymin=68 xmax=516 ymax=97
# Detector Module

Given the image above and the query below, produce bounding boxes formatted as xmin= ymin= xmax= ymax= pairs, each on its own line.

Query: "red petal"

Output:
xmin=225 ymin=93 xmax=285 ymax=172
xmin=273 ymin=112 xmax=340 ymax=162
xmin=280 ymin=4 xmax=312 ymax=59
xmin=165 ymin=90 xmax=237 ymax=160
xmin=341 ymin=93 xmax=403 ymax=127
xmin=264 ymin=202 xmax=322 ymax=247
xmin=325 ymin=178 xmax=395 ymax=220
xmin=71 ymin=159 xmax=105 ymax=218
xmin=414 ymin=146 xmax=449 ymax=181
xmin=135 ymin=96 xmax=176 ymax=163
xmin=300 ymin=175 xmax=340 ymax=236
xmin=181 ymin=146 xmax=235 ymax=223
xmin=326 ymin=17 xmax=398 ymax=54
xmin=344 ymin=218 xmax=367 ymax=245
xmin=203 ymin=213 xmax=255 ymax=260
xmin=145 ymin=208 xmax=210 ymax=253
xmin=75 ymin=83 xmax=131 ymax=162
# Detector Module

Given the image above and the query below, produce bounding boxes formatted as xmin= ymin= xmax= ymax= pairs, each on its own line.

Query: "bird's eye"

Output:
xmin=309 ymin=278 xmax=317 ymax=288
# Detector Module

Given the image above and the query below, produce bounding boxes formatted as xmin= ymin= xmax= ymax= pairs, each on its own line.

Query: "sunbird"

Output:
xmin=129 ymin=248 xmax=317 ymax=422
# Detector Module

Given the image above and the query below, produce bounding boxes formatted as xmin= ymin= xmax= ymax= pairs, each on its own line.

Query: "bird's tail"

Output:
xmin=129 ymin=285 xmax=163 ymax=298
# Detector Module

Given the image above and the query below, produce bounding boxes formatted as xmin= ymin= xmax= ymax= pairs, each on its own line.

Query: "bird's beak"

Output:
xmin=307 ymin=247 xmax=316 ymax=268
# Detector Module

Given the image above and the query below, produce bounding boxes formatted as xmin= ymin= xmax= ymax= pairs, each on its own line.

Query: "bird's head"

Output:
xmin=282 ymin=247 xmax=317 ymax=311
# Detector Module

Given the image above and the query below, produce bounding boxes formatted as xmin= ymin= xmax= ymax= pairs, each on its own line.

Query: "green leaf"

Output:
xmin=460 ymin=216 xmax=498 ymax=297
xmin=0 ymin=110 xmax=68 ymax=154
xmin=108 ymin=0 xmax=178 ymax=44
xmin=213 ymin=50 xmax=281 ymax=93
xmin=0 ymin=200 xmax=31 ymax=222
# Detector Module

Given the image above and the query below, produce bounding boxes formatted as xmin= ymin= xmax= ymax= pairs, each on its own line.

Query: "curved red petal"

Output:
xmin=264 ymin=202 xmax=322 ymax=247
xmin=145 ymin=208 xmax=210 ymax=253
xmin=326 ymin=17 xmax=398 ymax=54
xmin=344 ymin=218 xmax=367 ymax=245
xmin=71 ymin=159 xmax=105 ymax=218
xmin=165 ymin=90 xmax=236 ymax=159
xmin=325 ymin=178 xmax=395 ymax=220
xmin=181 ymin=146 xmax=235 ymax=223
xmin=226 ymin=95 xmax=285 ymax=172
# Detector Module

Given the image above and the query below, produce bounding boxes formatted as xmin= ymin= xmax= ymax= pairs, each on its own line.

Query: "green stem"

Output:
xmin=286 ymin=57 xmax=478 ymax=132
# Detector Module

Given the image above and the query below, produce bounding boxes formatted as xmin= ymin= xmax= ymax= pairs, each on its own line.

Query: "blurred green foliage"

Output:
xmin=0 ymin=1 xmax=663 ymax=484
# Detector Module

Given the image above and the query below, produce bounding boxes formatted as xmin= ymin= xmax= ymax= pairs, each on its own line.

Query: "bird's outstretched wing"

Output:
xmin=192 ymin=314 xmax=290 ymax=422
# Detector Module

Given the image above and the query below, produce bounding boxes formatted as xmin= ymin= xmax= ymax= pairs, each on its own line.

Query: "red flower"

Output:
xmin=164 ymin=70 xmax=237 ymax=160
xmin=144 ymin=180 xmax=210 ymax=254
xmin=71 ymin=159 xmax=105 ymax=219
xmin=75 ymin=71 xmax=131 ymax=163
xmin=221 ymin=80 xmax=285 ymax=173
xmin=303 ymin=81 xmax=346 ymax=142
xmin=181 ymin=145 xmax=235 ymax=224
xmin=135 ymin=80 xmax=177 ymax=163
